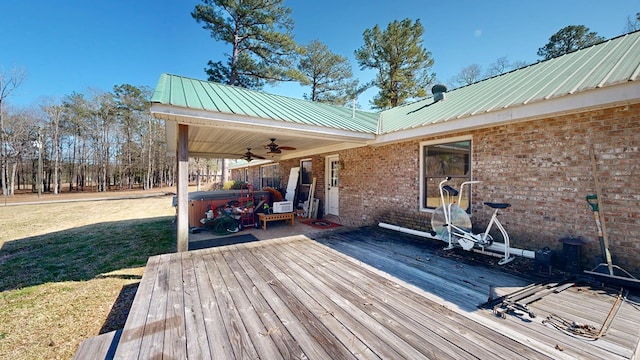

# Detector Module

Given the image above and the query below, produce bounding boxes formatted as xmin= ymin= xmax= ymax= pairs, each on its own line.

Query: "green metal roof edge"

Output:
xmin=151 ymin=73 xmax=380 ymax=133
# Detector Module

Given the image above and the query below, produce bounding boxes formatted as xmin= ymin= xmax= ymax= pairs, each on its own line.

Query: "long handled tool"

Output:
xmin=587 ymin=146 xmax=613 ymax=275
xmin=586 ymin=193 xmax=613 ymax=276
xmin=583 ymin=146 xmax=640 ymax=288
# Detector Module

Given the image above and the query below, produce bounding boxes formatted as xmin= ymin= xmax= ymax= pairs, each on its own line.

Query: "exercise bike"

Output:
xmin=430 ymin=177 xmax=515 ymax=265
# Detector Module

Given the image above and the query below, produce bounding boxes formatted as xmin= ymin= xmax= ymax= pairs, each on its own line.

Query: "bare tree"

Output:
xmin=92 ymin=92 xmax=117 ymax=192
xmin=451 ymin=64 xmax=482 ymax=87
xmin=41 ymin=100 xmax=64 ymax=194
xmin=0 ymin=67 xmax=26 ymax=196
xmin=5 ymin=108 xmax=40 ymax=195
xmin=485 ymin=57 xmax=510 ymax=78
xmin=113 ymin=84 xmax=147 ymax=189
xmin=0 ymin=83 xmax=173 ymax=196
xmin=511 ymin=60 xmax=529 ymax=70
xmin=485 ymin=57 xmax=529 ymax=78
xmin=61 ymin=92 xmax=90 ymax=191
xmin=625 ymin=12 xmax=640 ymax=32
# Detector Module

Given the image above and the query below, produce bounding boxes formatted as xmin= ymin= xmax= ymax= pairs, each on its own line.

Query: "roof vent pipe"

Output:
xmin=432 ymin=84 xmax=447 ymax=102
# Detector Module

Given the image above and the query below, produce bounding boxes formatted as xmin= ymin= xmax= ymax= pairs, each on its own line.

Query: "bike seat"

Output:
xmin=443 ymin=185 xmax=459 ymax=196
xmin=484 ymin=202 xmax=511 ymax=209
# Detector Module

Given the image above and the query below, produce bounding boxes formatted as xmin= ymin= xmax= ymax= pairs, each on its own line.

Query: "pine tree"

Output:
xmin=298 ymin=40 xmax=357 ymax=106
xmin=537 ymin=25 xmax=605 ymax=60
xmin=192 ymin=0 xmax=304 ymax=89
xmin=355 ymin=18 xmax=435 ymax=109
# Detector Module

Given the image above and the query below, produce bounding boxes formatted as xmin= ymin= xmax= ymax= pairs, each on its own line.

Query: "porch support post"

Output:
xmin=176 ymin=124 xmax=189 ymax=252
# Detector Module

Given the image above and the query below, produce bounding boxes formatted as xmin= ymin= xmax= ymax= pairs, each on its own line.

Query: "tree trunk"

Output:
xmin=71 ymin=131 xmax=77 ymax=191
xmin=9 ymin=161 xmax=17 ymax=196
xmin=52 ymin=112 xmax=60 ymax=195
xmin=146 ymin=116 xmax=153 ymax=190
xmin=0 ymin=99 xmax=7 ymax=197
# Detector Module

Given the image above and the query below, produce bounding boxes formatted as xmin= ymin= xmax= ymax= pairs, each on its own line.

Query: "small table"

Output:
xmin=258 ymin=212 xmax=295 ymax=230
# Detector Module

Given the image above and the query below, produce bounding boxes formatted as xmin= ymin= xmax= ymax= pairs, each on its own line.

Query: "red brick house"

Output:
xmin=152 ymin=31 xmax=640 ymax=275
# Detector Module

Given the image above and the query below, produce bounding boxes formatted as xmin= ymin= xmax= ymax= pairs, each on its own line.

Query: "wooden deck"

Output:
xmin=79 ymin=227 xmax=640 ymax=359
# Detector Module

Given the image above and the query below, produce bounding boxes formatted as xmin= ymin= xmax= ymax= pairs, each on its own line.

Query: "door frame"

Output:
xmin=325 ymin=154 xmax=339 ymax=216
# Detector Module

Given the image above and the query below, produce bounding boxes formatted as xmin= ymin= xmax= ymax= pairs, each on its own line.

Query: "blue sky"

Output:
xmin=2 ymin=1 xmax=638 ymax=110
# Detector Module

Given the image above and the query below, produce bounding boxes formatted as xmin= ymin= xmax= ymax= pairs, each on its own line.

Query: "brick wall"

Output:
xmin=228 ymin=103 xmax=640 ymax=275
xmin=341 ymin=103 xmax=639 ymax=275
xmin=470 ymin=104 xmax=640 ymax=274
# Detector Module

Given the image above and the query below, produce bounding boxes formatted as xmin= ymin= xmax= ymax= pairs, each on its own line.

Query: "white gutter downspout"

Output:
xmin=378 ymin=222 xmax=536 ymax=260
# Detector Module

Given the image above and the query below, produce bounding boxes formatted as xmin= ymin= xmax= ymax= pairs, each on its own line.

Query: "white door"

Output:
xmin=325 ymin=155 xmax=339 ymax=215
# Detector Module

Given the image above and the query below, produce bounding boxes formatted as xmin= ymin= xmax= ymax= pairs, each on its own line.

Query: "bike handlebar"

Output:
xmin=438 ymin=178 xmax=482 ymax=206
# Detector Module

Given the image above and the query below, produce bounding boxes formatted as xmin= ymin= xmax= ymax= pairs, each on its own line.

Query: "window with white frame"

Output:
xmin=421 ymin=137 xmax=472 ymax=211
xmin=300 ymin=159 xmax=312 ymax=185
xmin=260 ymin=164 xmax=280 ymax=189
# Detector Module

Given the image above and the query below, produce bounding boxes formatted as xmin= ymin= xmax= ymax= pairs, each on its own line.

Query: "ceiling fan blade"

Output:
xmin=278 ymin=146 xmax=296 ymax=151
xmin=242 ymin=148 xmax=260 ymax=161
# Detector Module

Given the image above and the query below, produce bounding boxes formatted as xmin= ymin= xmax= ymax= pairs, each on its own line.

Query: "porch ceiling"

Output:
xmin=153 ymin=104 xmax=376 ymax=159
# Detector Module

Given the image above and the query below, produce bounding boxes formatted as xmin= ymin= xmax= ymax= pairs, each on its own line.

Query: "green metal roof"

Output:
xmin=378 ymin=30 xmax=640 ymax=134
xmin=153 ymin=30 xmax=640 ymax=141
xmin=151 ymin=74 xmax=379 ymax=133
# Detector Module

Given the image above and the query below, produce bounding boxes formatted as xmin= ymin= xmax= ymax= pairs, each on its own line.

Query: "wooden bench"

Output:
xmin=257 ymin=212 xmax=295 ymax=230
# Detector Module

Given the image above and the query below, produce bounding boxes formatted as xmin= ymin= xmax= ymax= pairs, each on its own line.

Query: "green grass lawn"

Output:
xmin=0 ymin=196 xmax=176 ymax=359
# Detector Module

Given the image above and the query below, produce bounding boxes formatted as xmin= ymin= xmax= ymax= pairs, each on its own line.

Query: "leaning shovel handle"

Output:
xmin=586 ymin=194 xmax=598 ymax=212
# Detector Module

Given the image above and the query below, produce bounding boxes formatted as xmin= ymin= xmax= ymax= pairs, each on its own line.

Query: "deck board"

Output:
xmin=192 ymin=253 xmax=235 ymax=359
xmin=314 ymin=228 xmax=640 ymax=360
xmin=216 ymin=250 xmax=284 ymax=359
xmin=164 ymin=255 xmax=186 ymax=359
xmin=180 ymin=252 xmax=212 ymax=359
xmin=274 ymin=241 xmax=480 ymax=360
xmin=291 ymin=239 xmax=541 ymax=360
xmin=260 ymin=242 xmax=426 ymax=359
xmin=103 ymin=228 xmax=640 ymax=359
xmin=137 ymin=253 xmax=171 ymax=359
xmin=72 ymin=329 xmax=121 ymax=360
xmin=225 ymin=249 xmax=307 ymax=359
xmin=209 ymin=251 xmax=261 ymax=359
xmin=253 ymin=246 xmax=363 ymax=359
xmin=114 ymin=254 xmax=160 ymax=358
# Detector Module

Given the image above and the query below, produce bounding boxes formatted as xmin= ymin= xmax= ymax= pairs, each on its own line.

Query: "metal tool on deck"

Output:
xmin=484 ymin=280 xmax=575 ymax=319
xmin=543 ymin=288 xmax=626 ymax=340
xmin=583 ymin=147 xmax=640 ymax=289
